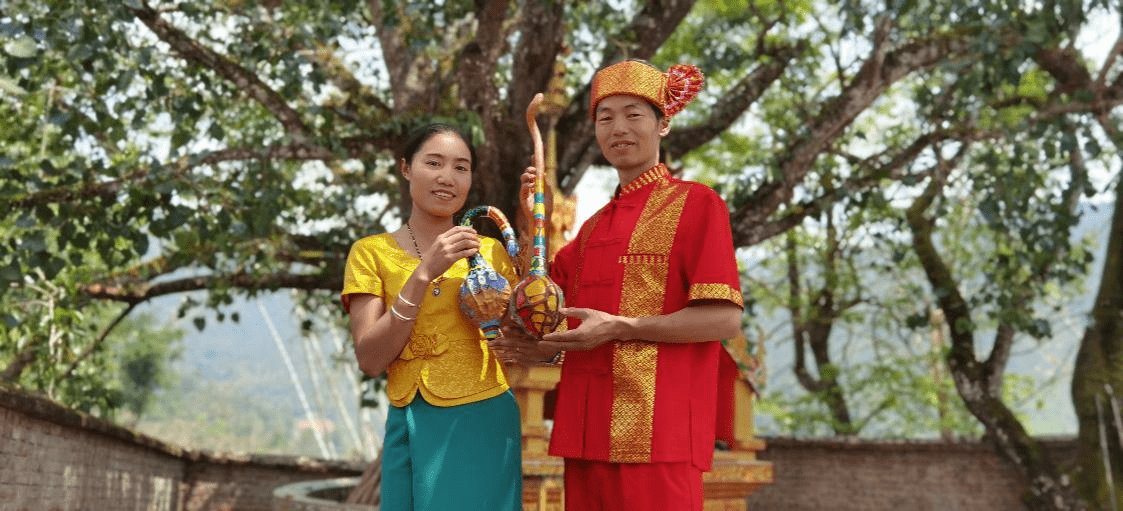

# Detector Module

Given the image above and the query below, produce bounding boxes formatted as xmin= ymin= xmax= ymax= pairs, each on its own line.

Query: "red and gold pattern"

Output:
xmin=663 ymin=64 xmax=705 ymax=116
xmin=688 ymin=283 xmax=744 ymax=307
xmin=548 ymin=163 xmax=745 ymax=471
xmin=589 ymin=60 xmax=705 ymax=118
xmin=610 ymin=176 xmax=689 ymax=462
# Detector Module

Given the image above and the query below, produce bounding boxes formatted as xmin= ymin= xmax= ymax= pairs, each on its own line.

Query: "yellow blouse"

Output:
xmin=341 ymin=233 xmax=517 ymax=408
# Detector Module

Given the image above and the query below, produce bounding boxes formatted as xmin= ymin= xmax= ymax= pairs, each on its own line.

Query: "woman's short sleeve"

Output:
xmin=341 ymin=237 xmax=385 ymax=314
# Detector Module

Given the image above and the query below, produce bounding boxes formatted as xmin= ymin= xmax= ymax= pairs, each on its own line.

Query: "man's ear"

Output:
xmin=399 ymin=158 xmax=411 ymax=180
xmin=658 ymin=116 xmax=671 ymax=137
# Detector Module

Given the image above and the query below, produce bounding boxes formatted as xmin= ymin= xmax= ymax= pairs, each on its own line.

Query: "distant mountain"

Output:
xmin=134 ymin=292 xmax=379 ymax=460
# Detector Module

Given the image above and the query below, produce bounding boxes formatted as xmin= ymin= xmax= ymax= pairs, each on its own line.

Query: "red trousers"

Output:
xmin=563 ymin=458 xmax=703 ymax=511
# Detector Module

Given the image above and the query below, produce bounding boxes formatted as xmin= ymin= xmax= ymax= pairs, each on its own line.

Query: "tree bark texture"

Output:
xmin=1071 ymin=174 xmax=1123 ymax=510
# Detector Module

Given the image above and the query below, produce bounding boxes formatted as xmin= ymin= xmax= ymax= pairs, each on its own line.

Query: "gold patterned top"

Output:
xmin=341 ymin=233 xmax=516 ymax=407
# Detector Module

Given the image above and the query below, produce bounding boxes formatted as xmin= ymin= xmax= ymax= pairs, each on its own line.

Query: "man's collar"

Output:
xmin=614 ymin=163 xmax=670 ymax=198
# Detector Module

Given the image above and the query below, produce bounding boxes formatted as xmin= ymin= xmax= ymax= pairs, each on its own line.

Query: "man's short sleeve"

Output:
xmin=679 ymin=186 xmax=743 ymax=308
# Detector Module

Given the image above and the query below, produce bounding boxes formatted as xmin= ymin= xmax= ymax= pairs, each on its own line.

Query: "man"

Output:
xmin=536 ymin=60 xmax=744 ymax=511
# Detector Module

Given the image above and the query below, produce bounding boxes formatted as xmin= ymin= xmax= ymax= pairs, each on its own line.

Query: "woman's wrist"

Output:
xmin=396 ymin=291 xmax=419 ymax=309
xmin=411 ymin=265 xmax=435 ymax=284
xmin=389 ymin=304 xmax=416 ymax=322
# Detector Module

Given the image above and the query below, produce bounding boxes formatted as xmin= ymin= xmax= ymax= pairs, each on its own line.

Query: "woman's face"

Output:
xmin=401 ymin=131 xmax=473 ymax=218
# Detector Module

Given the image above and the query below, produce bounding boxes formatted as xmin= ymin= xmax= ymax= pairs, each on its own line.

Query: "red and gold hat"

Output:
xmin=589 ymin=60 xmax=705 ymax=119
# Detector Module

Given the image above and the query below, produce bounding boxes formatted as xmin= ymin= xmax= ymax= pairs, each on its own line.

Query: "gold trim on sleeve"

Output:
xmin=688 ymin=283 xmax=744 ymax=307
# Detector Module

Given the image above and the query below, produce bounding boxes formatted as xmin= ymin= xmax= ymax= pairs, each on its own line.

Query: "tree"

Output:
xmin=3 ymin=1 xmax=1123 ymax=508
xmin=746 ymin=197 xmax=1063 ymax=440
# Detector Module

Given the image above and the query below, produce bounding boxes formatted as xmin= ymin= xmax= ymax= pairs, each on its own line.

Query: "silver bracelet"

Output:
xmin=389 ymin=304 xmax=415 ymax=322
xmin=397 ymin=291 xmax=419 ymax=308
xmin=546 ymin=351 xmax=564 ymax=365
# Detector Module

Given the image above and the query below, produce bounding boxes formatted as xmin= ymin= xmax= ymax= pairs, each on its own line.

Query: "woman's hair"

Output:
xmin=400 ymin=123 xmax=477 ymax=170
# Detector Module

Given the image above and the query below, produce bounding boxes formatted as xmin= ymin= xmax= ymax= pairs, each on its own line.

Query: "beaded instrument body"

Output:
xmin=509 ymin=93 xmax=566 ymax=338
xmin=457 ymin=206 xmax=519 ymax=340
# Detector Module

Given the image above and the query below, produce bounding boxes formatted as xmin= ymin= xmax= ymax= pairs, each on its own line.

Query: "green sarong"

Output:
xmin=381 ymin=390 xmax=522 ymax=511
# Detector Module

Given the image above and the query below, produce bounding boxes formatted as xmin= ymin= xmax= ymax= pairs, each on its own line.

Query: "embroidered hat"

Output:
xmin=589 ymin=60 xmax=705 ymax=119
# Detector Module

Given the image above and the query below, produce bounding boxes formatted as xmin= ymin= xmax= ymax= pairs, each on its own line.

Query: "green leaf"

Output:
xmin=905 ymin=313 xmax=929 ymax=329
xmin=0 ymin=261 xmax=21 ymax=283
xmin=4 ymin=37 xmax=38 ymax=58
xmin=20 ymin=233 xmax=48 ymax=253
xmin=1083 ymin=138 xmax=1100 ymax=157
xmin=208 ymin=122 xmax=225 ymax=140
xmin=0 ymin=76 xmax=27 ymax=95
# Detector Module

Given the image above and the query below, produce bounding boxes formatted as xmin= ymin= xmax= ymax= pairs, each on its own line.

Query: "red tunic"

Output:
xmin=547 ymin=164 xmax=743 ymax=471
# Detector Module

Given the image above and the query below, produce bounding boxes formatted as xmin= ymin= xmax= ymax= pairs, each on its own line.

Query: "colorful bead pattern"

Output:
xmin=457 ymin=206 xmax=518 ymax=339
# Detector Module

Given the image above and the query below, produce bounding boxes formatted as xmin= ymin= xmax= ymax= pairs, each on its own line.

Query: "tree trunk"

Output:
xmin=1071 ymin=172 xmax=1123 ymax=510
xmin=907 ymin=176 xmax=1085 ymax=510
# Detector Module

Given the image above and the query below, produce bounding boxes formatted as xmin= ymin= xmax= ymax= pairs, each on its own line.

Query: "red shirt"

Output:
xmin=547 ymin=164 xmax=743 ymax=470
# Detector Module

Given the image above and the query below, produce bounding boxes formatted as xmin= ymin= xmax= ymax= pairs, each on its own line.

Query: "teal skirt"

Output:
xmin=381 ymin=390 xmax=522 ymax=511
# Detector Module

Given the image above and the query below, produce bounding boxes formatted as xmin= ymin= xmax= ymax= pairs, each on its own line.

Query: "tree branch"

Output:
xmin=129 ymin=5 xmax=312 ymax=141
xmin=904 ymin=145 xmax=1078 ymax=505
xmin=984 ymin=323 xmax=1016 ymax=396
xmin=299 ymin=43 xmax=392 ymax=120
xmin=61 ymin=303 xmax=138 ymax=380
xmin=664 ymin=41 xmax=802 ymax=159
xmin=508 ymin=0 xmax=565 ymax=117
xmin=79 ymin=271 xmax=341 ymax=306
xmin=735 ymin=126 xmax=986 ymax=247
xmin=787 ymin=232 xmax=818 ymax=392
xmin=905 ymin=155 xmax=975 ymax=369
xmin=1096 ymin=33 xmax=1123 ymax=93
xmin=471 ymin=0 xmax=559 ymax=212
xmin=729 ymin=27 xmax=977 ymax=246
xmin=8 ymin=133 xmax=403 ymax=211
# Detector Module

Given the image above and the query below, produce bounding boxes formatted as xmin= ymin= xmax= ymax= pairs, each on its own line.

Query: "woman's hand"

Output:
xmin=491 ymin=318 xmax=560 ymax=365
xmin=416 ymin=225 xmax=479 ymax=282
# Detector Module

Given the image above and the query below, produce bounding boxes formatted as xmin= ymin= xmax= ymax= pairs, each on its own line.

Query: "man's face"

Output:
xmin=594 ymin=95 xmax=670 ymax=176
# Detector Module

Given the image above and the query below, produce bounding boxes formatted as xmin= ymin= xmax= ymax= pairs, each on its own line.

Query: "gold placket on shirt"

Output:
xmin=610 ymin=174 xmax=688 ymax=462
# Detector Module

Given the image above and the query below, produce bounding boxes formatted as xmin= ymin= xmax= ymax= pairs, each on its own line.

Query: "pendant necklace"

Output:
xmin=406 ymin=222 xmax=448 ymax=296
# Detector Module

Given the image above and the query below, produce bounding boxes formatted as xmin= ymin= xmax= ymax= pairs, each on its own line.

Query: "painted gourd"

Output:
xmin=509 ymin=93 xmax=566 ymax=339
xmin=457 ymin=206 xmax=519 ymax=340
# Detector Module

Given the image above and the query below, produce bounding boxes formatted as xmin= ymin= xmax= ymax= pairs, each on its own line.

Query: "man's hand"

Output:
xmin=539 ymin=307 xmax=628 ymax=352
xmin=519 ymin=166 xmax=538 ymax=220
xmin=538 ymin=302 xmax=743 ymax=351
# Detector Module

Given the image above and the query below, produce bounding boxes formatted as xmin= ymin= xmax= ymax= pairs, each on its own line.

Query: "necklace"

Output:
xmin=406 ymin=222 xmax=448 ymax=296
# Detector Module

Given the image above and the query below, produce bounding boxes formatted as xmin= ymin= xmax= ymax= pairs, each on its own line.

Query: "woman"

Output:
xmin=341 ymin=124 xmax=522 ymax=511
